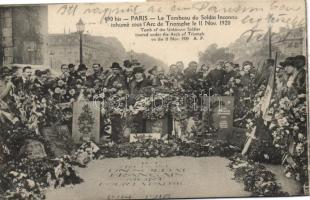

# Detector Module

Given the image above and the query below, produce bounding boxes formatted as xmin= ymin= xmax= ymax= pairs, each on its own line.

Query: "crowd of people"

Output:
xmin=0 ymin=55 xmax=307 ymax=138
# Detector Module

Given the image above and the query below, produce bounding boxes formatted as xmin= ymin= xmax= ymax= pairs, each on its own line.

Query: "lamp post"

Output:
xmin=49 ymin=50 xmax=55 ymax=69
xmin=76 ymin=18 xmax=85 ymax=65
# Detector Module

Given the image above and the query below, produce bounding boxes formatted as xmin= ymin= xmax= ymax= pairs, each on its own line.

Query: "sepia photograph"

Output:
xmin=0 ymin=0 xmax=309 ymax=199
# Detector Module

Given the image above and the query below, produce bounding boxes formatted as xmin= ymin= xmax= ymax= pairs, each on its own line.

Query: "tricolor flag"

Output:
xmin=242 ymin=52 xmax=277 ymax=156
xmin=261 ymin=52 xmax=277 ymax=120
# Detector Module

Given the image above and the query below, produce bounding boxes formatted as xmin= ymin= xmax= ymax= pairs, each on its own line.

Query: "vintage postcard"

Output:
xmin=0 ymin=0 xmax=309 ymax=199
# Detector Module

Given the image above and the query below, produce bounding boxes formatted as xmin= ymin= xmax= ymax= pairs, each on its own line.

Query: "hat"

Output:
xmin=279 ymin=57 xmax=295 ymax=67
xmin=77 ymin=64 xmax=87 ymax=71
xmin=111 ymin=62 xmax=122 ymax=70
xmin=123 ymin=60 xmax=132 ymax=68
xmin=148 ymin=66 xmax=158 ymax=74
xmin=294 ymin=55 xmax=305 ymax=68
xmin=133 ymin=66 xmax=145 ymax=74
xmin=68 ymin=63 xmax=75 ymax=68
xmin=35 ymin=70 xmax=44 ymax=77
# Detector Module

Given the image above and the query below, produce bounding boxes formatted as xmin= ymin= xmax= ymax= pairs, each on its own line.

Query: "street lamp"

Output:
xmin=49 ymin=50 xmax=55 ymax=69
xmin=76 ymin=18 xmax=85 ymax=65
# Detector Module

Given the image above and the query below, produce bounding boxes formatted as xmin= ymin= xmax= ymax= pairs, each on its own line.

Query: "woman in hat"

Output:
xmin=147 ymin=66 xmax=162 ymax=87
xmin=129 ymin=66 xmax=150 ymax=94
xmin=281 ymin=55 xmax=306 ymax=94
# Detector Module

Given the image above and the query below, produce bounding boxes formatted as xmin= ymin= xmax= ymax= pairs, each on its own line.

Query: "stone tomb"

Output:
xmin=45 ymin=157 xmax=250 ymax=199
xmin=203 ymin=96 xmax=234 ymax=140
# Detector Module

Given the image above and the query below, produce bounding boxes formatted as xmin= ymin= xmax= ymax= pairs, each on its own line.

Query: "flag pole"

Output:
xmin=242 ymin=52 xmax=278 ymax=156
xmin=268 ymin=25 xmax=272 ymax=59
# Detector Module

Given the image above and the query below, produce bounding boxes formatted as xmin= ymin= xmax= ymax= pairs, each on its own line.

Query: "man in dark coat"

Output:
xmin=129 ymin=66 xmax=150 ymax=95
xmin=11 ymin=66 xmax=33 ymax=94
xmin=184 ymin=61 xmax=198 ymax=80
xmin=147 ymin=66 xmax=162 ymax=87
xmin=105 ymin=62 xmax=126 ymax=91
xmin=68 ymin=63 xmax=78 ymax=78
xmin=223 ymin=61 xmax=237 ymax=85
xmin=87 ymin=63 xmax=104 ymax=88
xmin=76 ymin=64 xmax=88 ymax=86
xmin=206 ymin=62 xmax=226 ymax=94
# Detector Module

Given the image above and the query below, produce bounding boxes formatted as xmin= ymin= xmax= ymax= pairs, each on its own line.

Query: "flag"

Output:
xmin=261 ymin=52 xmax=277 ymax=120
xmin=241 ymin=53 xmax=278 ymax=156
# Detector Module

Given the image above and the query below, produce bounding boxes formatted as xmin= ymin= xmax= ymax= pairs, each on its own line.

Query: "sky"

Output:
xmin=48 ymin=0 xmax=305 ymax=67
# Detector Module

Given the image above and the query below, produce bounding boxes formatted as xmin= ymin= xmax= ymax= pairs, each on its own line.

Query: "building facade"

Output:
xmin=47 ymin=32 xmax=128 ymax=72
xmin=0 ymin=6 xmax=48 ymax=67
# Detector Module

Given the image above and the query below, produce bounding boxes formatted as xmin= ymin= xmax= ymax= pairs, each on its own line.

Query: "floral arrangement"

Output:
xmin=229 ymin=155 xmax=288 ymax=196
xmin=98 ymin=137 xmax=237 ymax=158
xmin=240 ymin=73 xmax=308 ymax=186
xmin=263 ymin=92 xmax=308 ymax=184
xmin=0 ymin=156 xmax=83 ymax=199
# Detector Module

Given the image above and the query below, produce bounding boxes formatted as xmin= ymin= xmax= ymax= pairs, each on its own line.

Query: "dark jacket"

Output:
xmin=129 ymin=78 xmax=150 ymax=95
xmin=206 ymin=69 xmax=225 ymax=87
xmin=292 ymin=68 xmax=306 ymax=94
xmin=105 ymin=74 xmax=127 ymax=90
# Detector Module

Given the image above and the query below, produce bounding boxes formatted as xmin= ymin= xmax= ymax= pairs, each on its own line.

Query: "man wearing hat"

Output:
xmin=280 ymin=55 xmax=306 ymax=94
xmin=68 ymin=63 xmax=78 ymax=82
xmin=123 ymin=60 xmax=132 ymax=69
xmin=105 ymin=62 xmax=126 ymax=90
xmin=76 ymin=64 xmax=88 ymax=86
xmin=129 ymin=66 xmax=150 ymax=94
